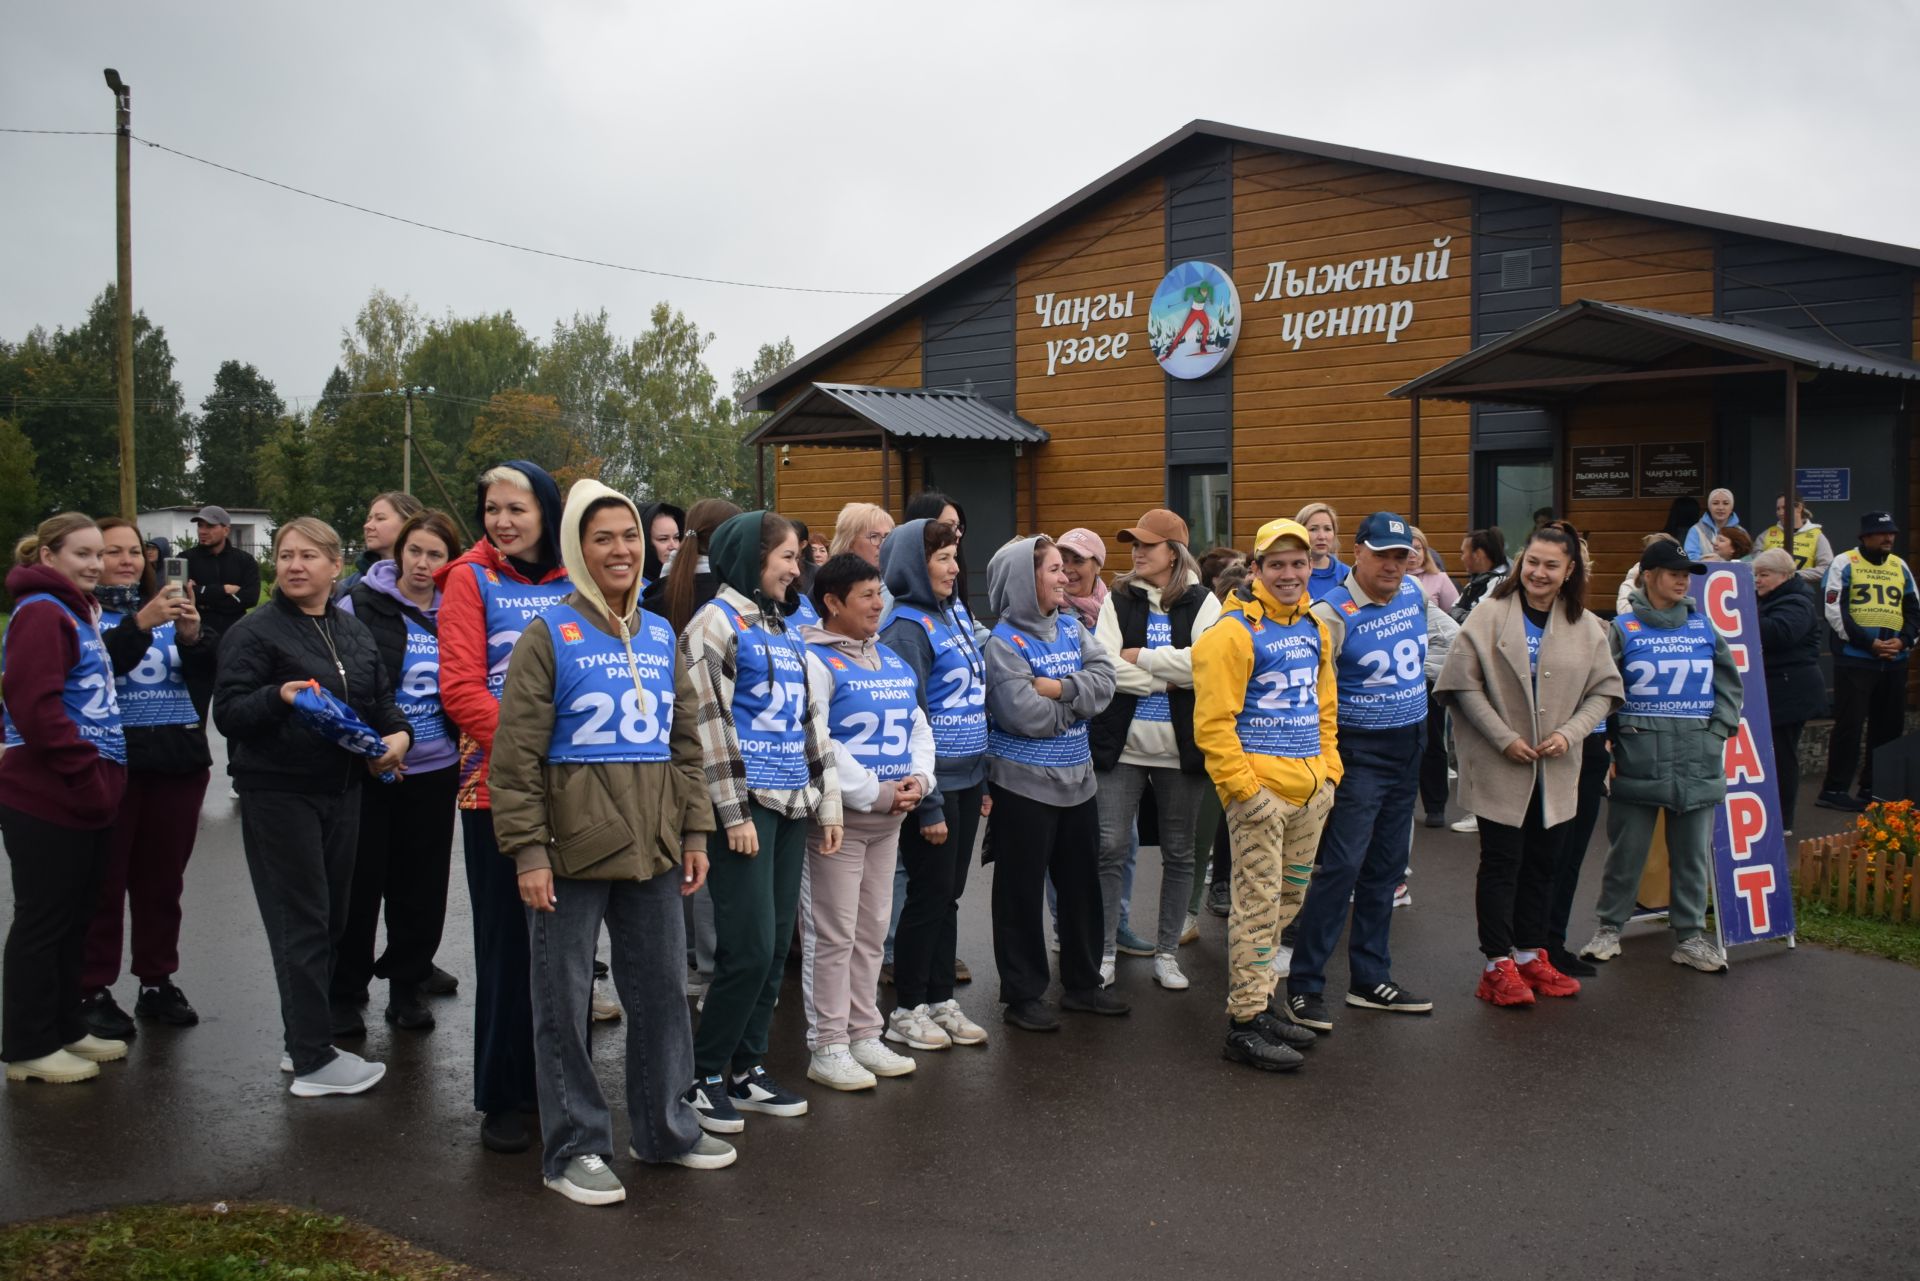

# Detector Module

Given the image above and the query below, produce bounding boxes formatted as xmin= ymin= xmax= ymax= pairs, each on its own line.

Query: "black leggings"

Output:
xmin=893 ymin=783 xmax=985 ymax=1009
xmin=2 ymin=806 xmax=110 ymax=1062
xmin=1476 ymin=786 xmax=1561 ymax=957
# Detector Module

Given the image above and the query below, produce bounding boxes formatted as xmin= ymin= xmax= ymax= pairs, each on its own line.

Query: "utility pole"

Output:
xmin=383 ymin=385 xmax=434 ymax=494
xmin=104 ymin=68 xmax=135 ymax=519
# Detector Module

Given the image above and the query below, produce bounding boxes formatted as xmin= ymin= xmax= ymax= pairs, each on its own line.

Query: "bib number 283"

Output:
xmin=570 ymin=688 xmax=671 ymax=746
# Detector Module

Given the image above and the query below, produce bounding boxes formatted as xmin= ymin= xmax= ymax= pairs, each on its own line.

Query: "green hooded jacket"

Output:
xmin=1609 ymin=587 xmax=1744 ymax=813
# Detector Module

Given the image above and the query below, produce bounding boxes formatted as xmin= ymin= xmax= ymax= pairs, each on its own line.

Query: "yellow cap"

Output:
xmin=1252 ymin=517 xmax=1312 ymax=555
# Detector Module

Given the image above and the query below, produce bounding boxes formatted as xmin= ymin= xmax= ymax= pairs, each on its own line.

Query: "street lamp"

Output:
xmin=382 ymin=385 xmax=435 ymax=494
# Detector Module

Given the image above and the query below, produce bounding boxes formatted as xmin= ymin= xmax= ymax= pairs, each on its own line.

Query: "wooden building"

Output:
xmin=745 ymin=120 xmax=1920 ymax=611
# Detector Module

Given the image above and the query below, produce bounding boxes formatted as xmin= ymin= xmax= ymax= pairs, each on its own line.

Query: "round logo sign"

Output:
xmin=1148 ymin=261 xmax=1239 ymax=380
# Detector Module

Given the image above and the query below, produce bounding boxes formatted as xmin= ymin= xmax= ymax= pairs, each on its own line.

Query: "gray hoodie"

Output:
xmin=880 ymin=518 xmax=988 ymax=823
xmin=981 ymin=536 xmax=1117 ymax=806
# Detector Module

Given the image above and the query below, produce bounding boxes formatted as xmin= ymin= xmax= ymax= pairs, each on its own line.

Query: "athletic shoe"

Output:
xmin=1447 ymin=766 xmax=1458 ymax=780
xmin=1099 ymin=956 xmax=1116 ymax=988
xmin=641 ymin=1134 xmax=737 ymax=1170
xmin=278 ymin=1047 xmax=340 ymax=1074
xmin=592 ymin=958 xmax=609 ymax=979
xmin=1251 ymin=1009 xmax=1319 ymax=1050
xmin=953 ymin=958 xmax=972 ymax=984
xmin=135 ymin=981 xmax=199 ymax=1027
xmin=1153 ymin=953 xmax=1190 ymax=990
xmin=730 ymin=1066 xmax=808 ymax=1117
xmin=1450 ymin=815 xmax=1479 ymax=833
xmin=1269 ymin=944 xmax=1293 ymax=978
xmin=885 ymin=1004 xmax=951 ymax=1051
xmin=1580 ymin=926 xmax=1622 ymax=963
xmin=807 ymin=1045 xmax=877 ymax=1092
xmin=544 ymin=1154 xmax=626 ymax=1206
xmin=1475 ymin=958 xmax=1536 ymax=1007
xmin=1284 ymin=992 xmax=1333 ymax=1032
xmin=423 ymin=964 xmax=459 ymax=996
xmin=1548 ymin=945 xmax=1597 ymax=978
xmin=1346 ymin=981 xmax=1433 ymax=1014
xmin=481 ymin=1108 xmax=531 ymax=1152
xmin=290 ymin=1049 xmax=385 ymax=1098
xmin=1224 ymin=1019 xmax=1305 ymax=1072
xmin=61 ymin=1033 xmax=128 ymax=1063
xmin=929 ymin=999 xmax=987 ymax=1046
xmin=1424 ymin=811 xmax=1446 ymax=829
xmin=1002 ymin=998 xmax=1060 ymax=1032
xmin=1671 ymin=935 xmax=1729 ymax=973
xmin=329 ymin=1003 xmax=365 ymax=1040
xmin=79 ymin=989 xmax=135 ymax=1041
xmin=384 ymin=984 xmax=435 ymax=1031
xmin=1179 ymin=914 xmax=1200 ymax=945
xmin=1393 ymin=882 xmax=1413 ymax=909
xmin=1206 ymin=881 xmax=1231 ymax=917
xmin=590 ymin=983 xmax=621 ymax=1023
xmin=1815 ymin=790 xmax=1867 ymax=812
xmin=1060 ymin=988 xmax=1130 ymax=1016
xmin=684 ymin=1075 xmax=744 ymax=1134
xmin=1515 ymin=953 xmax=1581 ymax=997
xmin=1115 ymin=925 xmax=1156 ymax=957
xmin=849 ymin=1037 xmax=916 ymax=1078
xmin=4 ymin=1049 xmax=99 ymax=1084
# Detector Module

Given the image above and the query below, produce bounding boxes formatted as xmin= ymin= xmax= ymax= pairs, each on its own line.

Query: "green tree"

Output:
xmin=195 ymin=361 xmax=284 ymax=508
xmin=731 ymin=337 xmax=796 ymax=508
xmin=255 ymin=410 xmax=320 ymax=526
xmin=407 ymin=311 xmax=539 ymax=471
xmin=611 ymin=303 xmax=761 ymax=507
xmin=464 ymin=390 xmax=601 ymax=492
xmin=534 ymin=310 xmax=625 ymax=474
xmin=0 ymin=417 xmax=43 ymax=541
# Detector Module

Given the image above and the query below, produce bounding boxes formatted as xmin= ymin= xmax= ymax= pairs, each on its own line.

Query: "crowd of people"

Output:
xmin=2 ymin=469 xmax=1913 ymax=1206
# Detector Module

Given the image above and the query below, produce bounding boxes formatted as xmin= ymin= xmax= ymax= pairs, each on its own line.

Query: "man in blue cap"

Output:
xmin=1283 ymin=512 xmax=1452 ymax=1032
xmin=1817 ymin=510 xmax=1920 ymax=811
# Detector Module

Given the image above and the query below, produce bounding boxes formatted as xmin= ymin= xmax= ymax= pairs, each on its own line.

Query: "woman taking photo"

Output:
xmin=78 ymin=518 xmax=213 ymax=1040
xmin=1296 ymin=503 xmax=1345 ymax=601
xmin=1753 ymin=548 xmax=1825 ymax=833
xmin=340 ymin=491 xmax=423 ymax=595
xmin=2 ymin=514 xmax=130 ymax=1085
xmin=680 ymin=510 xmax=841 ymax=1132
xmin=215 ymin=518 xmax=409 ymax=1095
xmin=490 ymin=480 xmax=734 ymax=1205
xmin=335 ymin=509 xmax=464 ymax=1033
xmin=1435 ymin=521 xmax=1620 ymax=1009
xmin=437 ymin=460 xmax=572 ymax=1150
xmin=984 ymin=535 xmax=1121 ymax=1032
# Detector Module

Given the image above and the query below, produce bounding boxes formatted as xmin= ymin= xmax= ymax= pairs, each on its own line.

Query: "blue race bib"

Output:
xmin=472 ymin=563 xmax=572 ymax=701
xmin=1615 ymin=612 xmax=1716 ymax=718
xmin=813 ymin=641 xmax=919 ymax=782
xmin=1325 ymin=577 xmax=1429 ymax=730
xmin=790 ymin=594 xmax=821 ymax=627
xmin=99 ymin=609 xmax=196 ymax=729
xmin=986 ymin=616 xmax=1091 ymax=768
xmin=1134 ymin=609 xmax=1174 ymax=722
xmin=546 ymin=603 xmax=677 ymax=764
xmin=1524 ymin=613 xmax=1545 ymax=684
xmin=3 ymin=594 xmax=126 ymax=764
xmin=714 ymin=599 xmax=810 ymax=789
xmin=395 ymin=613 xmax=449 ymax=749
xmin=1233 ymin=610 xmax=1322 ymax=758
xmin=887 ymin=602 xmax=987 ymax=758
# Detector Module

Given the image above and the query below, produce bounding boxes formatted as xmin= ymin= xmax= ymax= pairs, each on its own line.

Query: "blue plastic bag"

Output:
xmin=290 ymin=680 xmax=398 ymax=783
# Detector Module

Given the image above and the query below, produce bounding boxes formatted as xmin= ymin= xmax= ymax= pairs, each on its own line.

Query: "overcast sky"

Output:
xmin=5 ymin=1 xmax=1917 ymax=411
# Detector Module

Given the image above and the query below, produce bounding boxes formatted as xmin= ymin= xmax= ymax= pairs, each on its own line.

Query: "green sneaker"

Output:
xmin=544 ymin=1154 xmax=626 ymax=1206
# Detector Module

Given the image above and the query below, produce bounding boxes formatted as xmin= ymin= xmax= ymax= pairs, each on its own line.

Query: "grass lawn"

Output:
xmin=0 ymin=1201 xmax=497 ymax=1281
xmin=1793 ymin=898 xmax=1920 ymax=968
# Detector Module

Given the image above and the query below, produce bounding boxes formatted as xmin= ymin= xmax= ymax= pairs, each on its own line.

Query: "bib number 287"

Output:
xmin=1358 ymin=639 xmax=1423 ymax=686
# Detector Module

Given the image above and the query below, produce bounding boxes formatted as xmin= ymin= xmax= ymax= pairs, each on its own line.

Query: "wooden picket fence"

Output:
xmin=1794 ymin=832 xmax=1920 ymax=922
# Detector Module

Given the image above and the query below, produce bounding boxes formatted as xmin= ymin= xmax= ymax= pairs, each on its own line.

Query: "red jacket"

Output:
xmin=0 ymin=564 xmax=128 ymax=828
xmin=435 ymin=538 xmax=569 ymax=810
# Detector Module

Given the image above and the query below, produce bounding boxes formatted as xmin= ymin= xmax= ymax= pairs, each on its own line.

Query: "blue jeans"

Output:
xmin=1287 ymin=725 xmax=1425 ymax=996
xmin=527 ymin=872 xmax=701 ymax=1179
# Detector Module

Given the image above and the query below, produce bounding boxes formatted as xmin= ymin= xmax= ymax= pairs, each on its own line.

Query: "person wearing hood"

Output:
xmin=334 ymin=509 xmax=464 ymax=1033
xmin=1682 ymin=488 xmax=1741 ymax=562
xmin=639 ymin=500 xmax=685 ymax=589
xmin=1816 ymin=510 xmax=1920 ymax=812
xmin=338 ymin=491 xmax=423 ymax=598
xmin=1 ymin=514 xmax=133 ymax=1086
xmin=1758 ymin=495 xmax=1834 ymax=585
xmin=214 ymin=517 xmax=411 ymax=1097
xmin=1089 ymin=509 xmax=1221 ymax=994
xmin=1192 ymin=518 xmax=1338 ymax=1071
xmin=1297 ymin=503 xmax=1347 ymax=602
xmin=983 ymin=534 xmax=1123 ymax=1032
xmin=679 ymin=510 xmax=842 ymax=1133
xmin=1056 ymin=528 xmax=1108 ymax=629
xmin=76 ymin=518 xmax=214 ymax=1043
xmin=489 ymin=480 xmax=734 ymax=1204
xmin=795 ymin=553 xmax=938 ymax=1091
xmin=645 ymin=497 xmax=742 ymax=635
xmin=436 ymin=459 xmax=572 ymax=1153
xmin=1579 ymin=540 xmax=1743 ymax=973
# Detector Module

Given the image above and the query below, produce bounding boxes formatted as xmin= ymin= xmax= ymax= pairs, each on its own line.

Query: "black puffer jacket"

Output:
xmin=213 ymin=591 xmax=409 ymax=794
xmin=101 ymin=594 xmax=218 ymax=774
xmin=1757 ymin=574 xmax=1827 ymax=725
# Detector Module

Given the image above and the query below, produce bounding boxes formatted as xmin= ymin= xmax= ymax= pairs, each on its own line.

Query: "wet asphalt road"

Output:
xmin=2 ymin=731 xmax=1916 ymax=1281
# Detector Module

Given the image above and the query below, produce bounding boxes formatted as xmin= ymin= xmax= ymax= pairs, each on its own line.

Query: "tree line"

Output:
xmin=0 ymin=285 xmax=793 ymax=546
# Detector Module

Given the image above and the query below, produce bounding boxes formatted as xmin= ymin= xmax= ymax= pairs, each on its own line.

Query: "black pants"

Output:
xmin=1208 ymin=816 xmax=1232 ymax=887
xmin=1823 ymin=662 xmax=1907 ymax=796
xmin=462 ymin=808 xmax=537 ymax=1115
xmin=1419 ymin=690 xmax=1450 ymax=817
xmin=239 ymin=787 xmax=360 ymax=1077
xmin=2 ymin=806 xmax=111 ymax=1062
xmin=894 ymin=782 xmax=985 ymax=1010
xmin=989 ymin=789 xmax=1102 ymax=1004
xmin=333 ymin=764 xmax=459 ymax=1000
xmin=1773 ymin=720 xmax=1805 ymax=830
xmin=1549 ymin=735 xmax=1610 ymax=947
xmin=1476 ymin=785 xmax=1562 ymax=957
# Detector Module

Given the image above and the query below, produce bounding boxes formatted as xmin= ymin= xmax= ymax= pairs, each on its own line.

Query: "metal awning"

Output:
xmin=745 ymin=382 xmax=1050 ymax=447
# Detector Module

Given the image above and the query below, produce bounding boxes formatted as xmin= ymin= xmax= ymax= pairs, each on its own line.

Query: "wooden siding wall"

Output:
xmin=771 ymin=320 xmax=922 ymax=542
xmin=1230 ymin=149 xmax=1472 ymax=560
xmin=1563 ymin=388 xmax=1716 ymax=596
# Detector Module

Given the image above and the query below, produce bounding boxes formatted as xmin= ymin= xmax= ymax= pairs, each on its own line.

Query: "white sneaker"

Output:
xmin=1179 ymin=913 xmax=1200 ymax=945
xmin=1099 ymin=955 xmax=1116 ymax=988
xmin=62 ymin=1034 xmax=128 ymax=1063
xmin=591 ymin=982 xmax=621 ymax=1022
xmin=885 ymin=1004 xmax=951 ymax=1051
xmin=289 ymin=1048 xmax=385 ymax=1097
xmin=280 ymin=1044 xmax=342 ymax=1074
xmin=1269 ymin=944 xmax=1293 ymax=977
xmin=849 ymin=1036 xmax=916 ymax=1077
xmin=805 ymin=1044 xmax=876 ymax=1091
xmin=1393 ymin=882 xmax=1413 ymax=909
xmin=1450 ymin=814 xmax=1478 ymax=833
xmin=929 ymin=999 xmax=988 ymax=1046
xmin=1152 ymin=953 xmax=1189 ymax=990
xmin=5 ymin=1048 xmax=99 ymax=1084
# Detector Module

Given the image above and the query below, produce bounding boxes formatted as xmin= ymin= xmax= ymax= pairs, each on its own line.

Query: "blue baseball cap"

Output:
xmin=1356 ymin=511 xmax=1415 ymax=552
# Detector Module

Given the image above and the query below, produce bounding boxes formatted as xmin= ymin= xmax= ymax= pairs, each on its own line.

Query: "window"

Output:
xmin=1172 ymin=466 xmax=1231 ymax=551
xmin=1475 ymin=450 xmax=1554 ymax=565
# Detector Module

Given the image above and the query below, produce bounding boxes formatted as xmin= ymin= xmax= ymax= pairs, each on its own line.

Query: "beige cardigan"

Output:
xmin=1434 ymin=594 xmax=1623 ymax=829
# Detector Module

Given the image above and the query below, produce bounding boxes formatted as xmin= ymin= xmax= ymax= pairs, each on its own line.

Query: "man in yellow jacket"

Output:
xmin=1191 ymin=518 xmax=1340 ymax=1072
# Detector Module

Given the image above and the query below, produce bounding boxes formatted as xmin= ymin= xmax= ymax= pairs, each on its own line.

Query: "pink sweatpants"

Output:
xmin=799 ymin=810 xmax=903 ymax=1050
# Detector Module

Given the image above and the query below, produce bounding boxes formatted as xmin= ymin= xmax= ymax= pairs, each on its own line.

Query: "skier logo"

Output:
xmin=1148 ymin=260 xmax=1240 ymax=380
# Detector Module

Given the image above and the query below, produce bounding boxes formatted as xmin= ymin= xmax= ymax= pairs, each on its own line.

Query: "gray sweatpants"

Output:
xmin=1594 ymin=801 xmax=1715 ymax=942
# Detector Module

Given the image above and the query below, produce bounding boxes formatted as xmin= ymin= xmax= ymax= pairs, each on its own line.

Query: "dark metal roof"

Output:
xmin=745 ymin=119 xmax=1920 ymax=410
xmin=1388 ymin=299 xmax=1920 ymax=405
xmin=744 ymin=383 xmax=1050 ymax=448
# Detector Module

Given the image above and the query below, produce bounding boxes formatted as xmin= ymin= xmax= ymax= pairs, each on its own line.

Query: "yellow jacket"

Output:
xmin=1191 ymin=578 xmax=1342 ymax=808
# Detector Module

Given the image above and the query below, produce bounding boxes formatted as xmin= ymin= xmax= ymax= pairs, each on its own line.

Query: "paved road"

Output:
xmin=2 ymin=733 xmax=1914 ymax=1280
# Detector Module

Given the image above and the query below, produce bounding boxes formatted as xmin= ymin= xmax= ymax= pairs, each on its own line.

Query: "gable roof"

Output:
xmin=745 ymin=119 xmax=1920 ymax=411
xmin=745 ymin=383 xmax=1049 ymax=447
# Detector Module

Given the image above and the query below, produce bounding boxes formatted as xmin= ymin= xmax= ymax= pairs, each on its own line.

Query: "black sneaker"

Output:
xmin=134 ymin=980 xmax=199 ymax=1026
xmin=1283 ymin=992 xmax=1333 ymax=1032
xmin=1346 ymin=980 xmax=1434 ymax=1013
xmin=1251 ymin=1009 xmax=1318 ymax=1050
xmin=1548 ymin=945 xmax=1597 ymax=978
xmin=1224 ymin=1019 xmax=1304 ymax=1072
xmin=422 ymin=964 xmax=459 ymax=996
xmin=1002 ymin=998 xmax=1060 ymax=1032
xmin=1060 ymin=988 xmax=1131 ymax=1016
xmin=80 ymin=988 xmax=136 ymax=1040
xmin=384 ymin=983 xmax=435 ymax=1031
xmin=592 ymin=958 xmax=610 ymax=980
xmin=684 ymin=1075 xmax=744 ymax=1133
xmin=330 ymin=1002 xmax=366 ymax=1039
xmin=1206 ymin=881 xmax=1231 ymax=918
xmin=1815 ymin=790 xmax=1867 ymax=812
xmin=480 ymin=1108 xmax=531 ymax=1153
xmin=730 ymin=1065 xmax=808 ymax=1117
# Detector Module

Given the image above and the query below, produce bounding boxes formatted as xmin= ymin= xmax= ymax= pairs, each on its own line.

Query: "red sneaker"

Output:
xmin=1475 ymin=958 xmax=1536 ymax=1007
xmin=1515 ymin=953 xmax=1581 ymax=998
